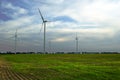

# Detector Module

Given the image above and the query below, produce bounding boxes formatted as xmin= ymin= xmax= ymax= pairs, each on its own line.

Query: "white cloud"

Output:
xmin=60 ymin=0 xmax=120 ymax=23
xmin=2 ymin=2 xmax=28 ymax=18
xmin=51 ymin=37 xmax=69 ymax=42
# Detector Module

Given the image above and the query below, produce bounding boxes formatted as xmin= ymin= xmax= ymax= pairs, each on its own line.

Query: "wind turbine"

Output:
xmin=38 ymin=8 xmax=48 ymax=54
xmin=75 ymin=33 xmax=78 ymax=53
xmin=15 ymin=29 xmax=17 ymax=54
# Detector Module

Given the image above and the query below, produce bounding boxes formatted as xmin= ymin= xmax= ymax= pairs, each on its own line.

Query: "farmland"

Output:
xmin=0 ymin=54 xmax=120 ymax=80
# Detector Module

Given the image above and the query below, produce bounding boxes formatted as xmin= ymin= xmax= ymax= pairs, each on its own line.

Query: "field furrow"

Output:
xmin=0 ymin=65 xmax=38 ymax=80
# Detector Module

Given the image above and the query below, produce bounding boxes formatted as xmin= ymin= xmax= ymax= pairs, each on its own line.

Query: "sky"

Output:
xmin=0 ymin=0 xmax=120 ymax=52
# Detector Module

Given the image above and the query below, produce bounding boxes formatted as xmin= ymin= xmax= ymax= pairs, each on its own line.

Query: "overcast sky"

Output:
xmin=0 ymin=0 xmax=120 ymax=52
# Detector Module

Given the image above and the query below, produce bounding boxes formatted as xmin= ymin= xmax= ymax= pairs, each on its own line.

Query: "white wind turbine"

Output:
xmin=38 ymin=8 xmax=49 ymax=54
xmin=14 ymin=29 xmax=17 ymax=54
xmin=76 ymin=33 xmax=78 ymax=53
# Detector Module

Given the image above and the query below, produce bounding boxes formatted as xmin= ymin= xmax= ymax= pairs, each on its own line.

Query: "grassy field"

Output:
xmin=0 ymin=54 xmax=120 ymax=80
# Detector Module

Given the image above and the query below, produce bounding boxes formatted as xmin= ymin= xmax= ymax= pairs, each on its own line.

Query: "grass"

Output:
xmin=1 ymin=54 xmax=120 ymax=80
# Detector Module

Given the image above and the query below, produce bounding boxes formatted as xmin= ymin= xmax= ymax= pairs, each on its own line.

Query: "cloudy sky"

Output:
xmin=0 ymin=0 xmax=120 ymax=52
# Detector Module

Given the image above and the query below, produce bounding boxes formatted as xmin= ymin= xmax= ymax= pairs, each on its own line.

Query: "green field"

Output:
xmin=1 ymin=54 xmax=120 ymax=80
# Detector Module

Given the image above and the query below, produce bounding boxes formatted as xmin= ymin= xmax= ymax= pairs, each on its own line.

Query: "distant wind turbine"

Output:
xmin=76 ymin=33 xmax=78 ymax=53
xmin=15 ymin=29 xmax=17 ymax=54
xmin=38 ymin=8 xmax=49 ymax=54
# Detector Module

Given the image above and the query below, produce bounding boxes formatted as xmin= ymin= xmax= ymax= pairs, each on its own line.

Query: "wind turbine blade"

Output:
xmin=38 ymin=8 xmax=44 ymax=22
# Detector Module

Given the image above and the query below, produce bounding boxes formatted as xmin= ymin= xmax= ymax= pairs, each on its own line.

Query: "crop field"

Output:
xmin=0 ymin=54 xmax=120 ymax=80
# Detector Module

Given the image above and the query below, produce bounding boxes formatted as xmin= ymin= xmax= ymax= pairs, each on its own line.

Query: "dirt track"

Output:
xmin=0 ymin=60 xmax=38 ymax=80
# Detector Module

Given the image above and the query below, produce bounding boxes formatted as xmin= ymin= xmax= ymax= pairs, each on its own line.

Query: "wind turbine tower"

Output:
xmin=76 ymin=33 xmax=78 ymax=53
xmin=38 ymin=8 xmax=48 ymax=54
xmin=15 ymin=29 xmax=17 ymax=54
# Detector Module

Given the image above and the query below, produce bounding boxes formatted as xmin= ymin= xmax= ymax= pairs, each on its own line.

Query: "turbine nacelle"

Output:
xmin=43 ymin=20 xmax=48 ymax=23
